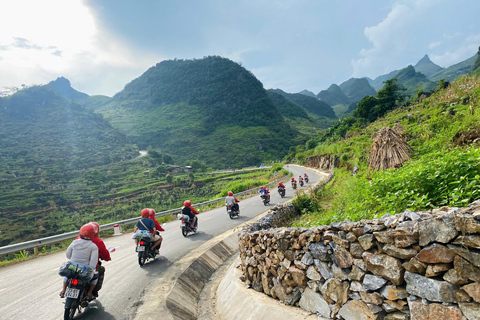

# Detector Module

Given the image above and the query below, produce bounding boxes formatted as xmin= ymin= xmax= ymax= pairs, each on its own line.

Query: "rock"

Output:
xmin=448 ymin=244 xmax=480 ymax=268
xmin=402 ymin=257 xmax=427 ymax=275
xmin=393 ymin=220 xmax=419 ymax=247
xmin=363 ymin=274 xmax=388 ymax=291
xmin=285 ymin=287 xmax=302 ymax=306
xmin=381 ymin=244 xmax=418 ymax=259
xmin=331 ymin=263 xmax=349 ymax=281
xmin=360 ymin=291 xmax=384 ymax=305
xmin=272 ymin=277 xmax=287 ymax=302
xmin=346 ymin=232 xmax=357 ymax=242
xmin=384 ymin=312 xmax=410 ymax=320
xmin=363 ymin=252 xmax=404 ymax=285
xmin=425 ymin=263 xmax=450 ymax=277
xmin=408 ymin=299 xmax=463 ymax=320
xmin=367 ymin=303 xmax=384 ymax=314
xmin=338 ymin=300 xmax=376 ymax=320
xmin=320 ymin=278 xmax=349 ymax=305
xmin=348 ymin=265 xmax=366 ymax=281
xmin=289 ymin=266 xmax=308 ymax=286
xmin=454 ymin=289 xmax=472 ymax=302
xmin=350 ymin=242 xmax=365 ymax=259
xmin=351 ymin=280 xmax=366 ymax=292
xmin=404 ymin=272 xmax=459 ymax=303
xmin=458 ymin=302 xmax=480 ymax=320
xmin=462 ymin=282 xmax=480 ymax=303
xmin=404 ymin=209 xmax=421 ymax=221
xmin=309 ymin=242 xmax=332 ymax=261
xmin=358 ymin=234 xmax=376 ymax=250
xmin=333 ymin=246 xmax=354 ymax=268
xmin=454 ymin=255 xmax=480 ymax=282
xmin=453 ymin=235 xmax=480 ymax=249
xmin=416 ymin=243 xmax=455 ymax=263
xmin=418 ymin=217 xmax=458 ymax=246
xmin=306 ymin=265 xmax=322 ymax=281
xmin=380 ymin=285 xmax=408 ymax=300
xmin=454 ymin=214 xmax=480 ymax=233
xmin=261 ymin=274 xmax=273 ymax=295
xmin=301 ymin=252 xmax=314 ymax=266
xmin=314 ymin=259 xmax=333 ymax=280
xmin=383 ymin=299 xmax=407 ymax=311
xmin=298 ymin=287 xmax=330 ymax=318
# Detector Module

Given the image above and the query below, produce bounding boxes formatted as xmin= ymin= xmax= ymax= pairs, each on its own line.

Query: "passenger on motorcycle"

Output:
xmin=148 ymin=209 xmax=164 ymax=252
xmin=182 ymin=200 xmax=198 ymax=229
xmin=59 ymin=224 xmax=99 ymax=300
xmin=278 ymin=182 xmax=285 ymax=189
xmin=259 ymin=186 xmax=270 ymax=201
xmin=133 ymin=209 xmax=162 ymax=253
xmin=88 ymin=222 xmax=111 ymax=298
xmin=304 ymin=173 xmax=309 ymax=182
xmin=298 ymin=175 xmax=304 ymax=183
xmin=225 ymin=191 xmax=240 ymax=212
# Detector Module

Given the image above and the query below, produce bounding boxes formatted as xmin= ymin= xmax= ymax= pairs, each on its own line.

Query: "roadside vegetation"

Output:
xmin=289 ymin=75 xmax=480 ymax=227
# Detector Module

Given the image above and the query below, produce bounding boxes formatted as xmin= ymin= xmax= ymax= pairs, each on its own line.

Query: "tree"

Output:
xmin=375 ymin=78 xmax=406 ymax=116
xmin=354 ymin=96 xmax=378 ymax=121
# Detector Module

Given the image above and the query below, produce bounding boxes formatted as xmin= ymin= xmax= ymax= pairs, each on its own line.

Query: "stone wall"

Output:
xmin=305 ymin=154 xmax=338 ymax=171
xmin=238 ymin=200 xmax=480 ymax=320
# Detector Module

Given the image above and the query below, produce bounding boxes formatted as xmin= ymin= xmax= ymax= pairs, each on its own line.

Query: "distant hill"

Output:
xmin=365 ymin=70 xmax=399 ymax=91
xmin=317 ymin=84 xmax=350 ymax=106
xmin=339 ymin=78 xmax=377 ymax=102
xmin=96 ymin=56 xmax=302 ymax=168
xmin=394 ymin=65 xmax=437 ymax=96
xmin=428 ymin=53 xmax=478 ymax=82
xmin=414 ymin=55 xmax=444 ymax=77
xmin=297 ymin=89 xmax=316 ymax=98
xmin=270 ymin=89 xmax=337 ymax=119
xmin=0 ymin=86 xmax=138 ymax=175
xmin=47 ymin=77 xmax=89 ymax=101
xmin=472 ymin=47 xmax=480 ymax=77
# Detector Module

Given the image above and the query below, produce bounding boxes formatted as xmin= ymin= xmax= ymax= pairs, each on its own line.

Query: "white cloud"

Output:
xmin=430 ymin=33 xmax=480 ymax=67
xmin=0 ymin=0 xmax=159 ymax=96
xmin=428 ymin=41 xmax=442 ymax=50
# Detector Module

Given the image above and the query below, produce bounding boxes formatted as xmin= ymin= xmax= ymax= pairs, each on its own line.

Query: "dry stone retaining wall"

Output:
xmin=238 ymin=200 xmax=480 ymax=320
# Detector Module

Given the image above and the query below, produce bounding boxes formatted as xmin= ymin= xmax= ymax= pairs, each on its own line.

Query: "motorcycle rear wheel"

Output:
xmin=229 ymin=211 xmax=234 ymax=219
xmin=182 ymin=226 xmax=188 ymax=237
xmin=138 ymin=251 xmax=147 ymax=266
xmin=64 ymin=300 xmax=78 ymax=320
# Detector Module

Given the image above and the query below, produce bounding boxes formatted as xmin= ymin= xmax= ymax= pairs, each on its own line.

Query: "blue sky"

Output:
xmin=1 ymin=0 xmax=479 ymax=96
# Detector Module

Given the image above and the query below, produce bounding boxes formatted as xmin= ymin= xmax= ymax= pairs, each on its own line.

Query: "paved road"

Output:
xmin=0 ymin=165 xmax=324 ymax=320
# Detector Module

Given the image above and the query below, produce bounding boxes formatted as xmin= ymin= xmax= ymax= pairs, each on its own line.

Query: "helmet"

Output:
xmin=141 ymin=208 xmax=150 ymax=218
xmin=149 ymin=208 xmax=156 ymax=217
xmin=261 ymin=186 xmax=266 ymax=189
xmin=299 ymin=175 xmax=302 ymax=178
xmin=89 ymin=222 xmax=100 ymax=236
xmin=291 ymin=177 xmax=294 ymax=180
xmin=79 ymin=224 xmax=95 ymax=240
xmin=184 ymin=200 xmax=191 ymax=207
xmin=228 ymin=191 xmax=233 ymax=196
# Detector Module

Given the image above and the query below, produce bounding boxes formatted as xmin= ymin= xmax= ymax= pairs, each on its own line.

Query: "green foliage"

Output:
xmin=292 ymin=193 xmax=318 ymax=214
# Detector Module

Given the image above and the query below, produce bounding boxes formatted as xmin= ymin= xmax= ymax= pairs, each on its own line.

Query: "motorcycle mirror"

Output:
xmin=108 ymin=247 xmax=116 ymax=253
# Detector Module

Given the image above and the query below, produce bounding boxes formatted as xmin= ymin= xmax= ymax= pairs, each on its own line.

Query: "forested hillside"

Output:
xmin=96 ymin=56 xmax=302 ymax=168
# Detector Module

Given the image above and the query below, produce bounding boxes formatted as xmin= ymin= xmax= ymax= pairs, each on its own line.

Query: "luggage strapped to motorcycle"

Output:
xmin=132 ymin=219 xmax=154 ymax=241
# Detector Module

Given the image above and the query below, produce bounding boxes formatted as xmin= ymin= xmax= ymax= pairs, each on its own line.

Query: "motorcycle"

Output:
xmin=135 ymin=232 xmax=158 ymax=266
xmin=299 ymin=180 xmax=304 ymax=187
xmin=226 ymin=203 xmax=240 ymax=219
xmin=292 ymin=182 xmax=297 ymax=189
xmin=260 ymin=194 xmax=270 ymax=206
xmin=278 ymin=187 xmax=286 ymax=198
xmin=304 ymin=176 xmax=309 ymax=183
xmin=62 ymin=248 xmax=115 ymax=320
xmin=177 ymin=214 xmax=197 ymax=237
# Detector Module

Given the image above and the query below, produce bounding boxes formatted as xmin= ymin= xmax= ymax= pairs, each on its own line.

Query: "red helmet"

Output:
xmin=291 ymin=177 xmax=294 ymax=180
xmin=89 ymin=222 xmax=100 ymax=236
xmin=261 ymin=186 xmax=265 ymax=189
xmin=79 ymin=224 xmax=95 ymax=240
xmin=299 ymin=175 xmax=302 ymax=177
xmin=184 ymin=200 xmax=191 ymax=207
xmin=149 ymin=208 xmax=156 ymax=217
xmin=141 ymin=208 xmax=150 ymax=218
xmin=228 ymin=191 xmax=233 ymax=196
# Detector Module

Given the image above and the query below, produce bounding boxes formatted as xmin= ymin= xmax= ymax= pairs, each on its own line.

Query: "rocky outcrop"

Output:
xmin=238 ymin=199 xmax=480 ymax=319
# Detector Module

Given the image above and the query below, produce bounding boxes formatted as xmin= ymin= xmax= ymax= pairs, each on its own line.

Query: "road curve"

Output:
xmin=0 ymin=165 xmax=324 ymax=320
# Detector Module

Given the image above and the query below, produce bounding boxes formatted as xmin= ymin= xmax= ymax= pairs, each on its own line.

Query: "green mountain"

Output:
xmin=270 ymin=89 xmax=337 ymax=119
xmin=0 ymin=86 xmax=138 ymax=177
xmin=96 ymin=56 xmax=302 ymax=168
xmin=339 ymin=78 xmax=377 ymax=102
xmin=267 ymin=91 xmax=318 ymax=137
xmin=470 ymin=47 xmax=480 ymax=77
xmin=317 ymin=84 xmax=350 ymax=106
xmin=394 ymin=65 xmax=437 ymax=96
xmin=47 ymin=77 xmax=89 ymax=101
xmin=414 ymin=54 xmax=444 ymax=77
xmin=429 ymin=53 xmax=478 ymax=82
xmin=365 ymin=70 xmax=399 ymax=91
xmin=298 ymin=89 xmax=316 ymax=98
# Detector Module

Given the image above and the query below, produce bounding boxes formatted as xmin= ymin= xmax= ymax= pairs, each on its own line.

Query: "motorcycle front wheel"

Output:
xmin=138 ymin=250 xmax=147 ymax=266
xmin=182 ymin=226 xmax=188 ymax=237
xmin=64 ymin=299 xmax=78 ymax=320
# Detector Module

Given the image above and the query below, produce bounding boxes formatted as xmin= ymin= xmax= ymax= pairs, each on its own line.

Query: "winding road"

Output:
xmin=0 ymin=165 xmax=326 ymax=320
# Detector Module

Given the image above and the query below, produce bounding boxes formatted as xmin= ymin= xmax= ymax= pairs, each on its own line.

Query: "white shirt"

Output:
xmin=66 ymin=238 xmax=99 ymax=269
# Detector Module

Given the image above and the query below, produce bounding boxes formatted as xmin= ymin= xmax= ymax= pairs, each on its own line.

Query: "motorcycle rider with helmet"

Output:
xmin=133 ymin=209 xmax=162 ymax=251
xmin=259 ymin=186 xmax=270 ymax=202
xmin=148 ymin=208 xmax=165 ymax=253
xmin=182 ymin=200 xmax=199 ymax=230
xmin=225 ymin=191 xmax=240 ymax=213
xmin=59 ymin=224 xmax=99 ymax=300
xmin=88 ymin=222 xmax=111 ymax=298
xmin=304 ymin=173 xmax=309 ymax=183
xmin=291 ymin=177 xmax=297 ymax=188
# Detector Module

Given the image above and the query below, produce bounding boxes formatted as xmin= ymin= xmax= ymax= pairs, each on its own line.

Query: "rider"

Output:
xmin=60 ymin=224 xmax=99 ymax=300
xmin=291 ymin=177 xmax=297 ymax=186
xmin=298 ymin=175 xmax=304 ymax=184
xmin=133 ymin=209 xmax=162 ymax=252
xmin=225 ymin=191 xmax=240 ymax=212
xmin=182 ymin=200 xmax=199 ymax=229
xmin=304 ymin=173 xmax=309 ymax=182
xmin=88 ymin=222 xmax=111 ymax=298
xmin=259 ymin=186 xmax=270 ymax=202
xmin=278 ymin=181 xmax=285 ymax=189
xmin=148 ymin=209 xmax=165 ymax=253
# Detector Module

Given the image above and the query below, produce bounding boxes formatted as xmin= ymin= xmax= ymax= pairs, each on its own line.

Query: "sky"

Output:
xmin=0 ymin=0 xmax=479 ymax=97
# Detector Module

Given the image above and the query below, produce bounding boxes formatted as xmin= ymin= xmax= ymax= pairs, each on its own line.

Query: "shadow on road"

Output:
xmin=71 ymin=300 xmax=115 ymax=320
xmin=184 ymin=231 xmax=214 ymax=242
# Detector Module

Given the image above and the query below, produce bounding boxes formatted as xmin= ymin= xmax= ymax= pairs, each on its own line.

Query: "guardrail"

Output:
xmin=0 ymin=175 xmax=291 ymax=257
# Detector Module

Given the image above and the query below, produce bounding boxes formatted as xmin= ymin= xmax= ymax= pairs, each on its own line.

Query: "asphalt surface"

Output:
xmin=0 ymin=165 xmax=322 ymax=320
